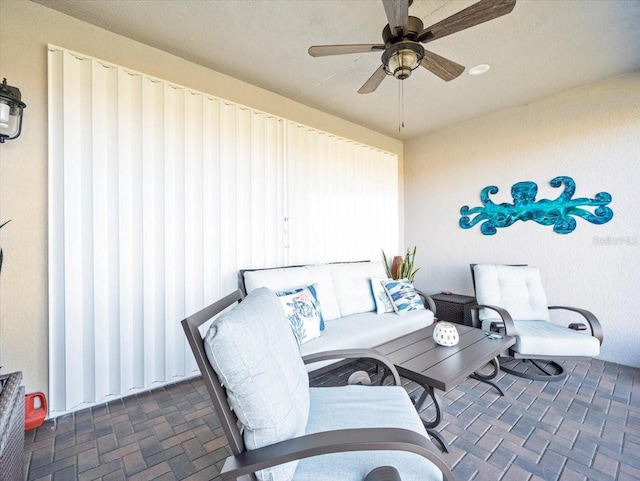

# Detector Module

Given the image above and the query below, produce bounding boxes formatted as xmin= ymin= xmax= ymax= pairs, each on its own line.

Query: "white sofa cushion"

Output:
xmin=300 ymin=309 xmax=434 ymax=372
xmin=474 ymin=264 xmax=550 ymax=322
xmin=244 ymin=267 xmax=313 ymax=295
xmin=330 ymin=261 xmax=386 ymax=317
xmin=243 ymin=264 xmax=342 ymax=321
xmin=303 ymin=264 xmax=341 ymax=321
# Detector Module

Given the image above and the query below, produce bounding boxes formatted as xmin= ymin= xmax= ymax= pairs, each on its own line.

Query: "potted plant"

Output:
xmin=381 ymin=246 xmax=420 ymax=282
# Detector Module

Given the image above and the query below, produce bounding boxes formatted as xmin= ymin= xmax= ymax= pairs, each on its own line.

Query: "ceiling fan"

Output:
xmin=308 ymin=0 xmax=516 ymax=94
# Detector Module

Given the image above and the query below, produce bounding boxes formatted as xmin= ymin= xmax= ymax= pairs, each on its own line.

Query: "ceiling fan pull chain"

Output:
xmin=401 ymin=79 xmax=405 ymax=129
xmin=398 ymin=79 xmax=405 ymax=132
xmin=398 ymin=80 xmax=401 ymax=132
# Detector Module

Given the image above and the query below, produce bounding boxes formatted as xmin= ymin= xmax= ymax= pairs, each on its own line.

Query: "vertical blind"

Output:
xmin=286 ymin=123 xmax=399 ymax=264
xmin=48 ymin=46 xmax=398 ymax=414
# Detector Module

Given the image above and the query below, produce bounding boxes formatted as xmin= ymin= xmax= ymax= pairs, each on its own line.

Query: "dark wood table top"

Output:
xmin=376 ymin=324 xmax=515 ymax=392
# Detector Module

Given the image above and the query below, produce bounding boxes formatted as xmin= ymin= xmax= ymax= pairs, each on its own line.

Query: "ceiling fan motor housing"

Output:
xmin=382 ymin=16 xmax=424 ymax=44
xmin=382 ymin=16 xmax=425 ymax=79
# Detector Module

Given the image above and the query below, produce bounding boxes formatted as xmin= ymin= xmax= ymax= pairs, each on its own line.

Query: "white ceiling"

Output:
xmin=32 ymin=0 xmax=640 ymax=140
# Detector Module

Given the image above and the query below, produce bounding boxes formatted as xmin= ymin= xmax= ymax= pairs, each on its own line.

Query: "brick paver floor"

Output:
xmin=24 ymin=358 xmax=640 ymax=480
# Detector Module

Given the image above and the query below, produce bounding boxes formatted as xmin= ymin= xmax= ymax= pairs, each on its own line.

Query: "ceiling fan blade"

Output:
xmin=420 ymin=51 xmax=465 ymax=81
xmin=382 ymin=0 xmax=409 ymax=37
xmin=358 ymin=65 xmax=387 ymax=94
xmin=308 ymin=44 xmax=385 ymax=57
xmin=418 ymin=0 xmax=516 ymax=43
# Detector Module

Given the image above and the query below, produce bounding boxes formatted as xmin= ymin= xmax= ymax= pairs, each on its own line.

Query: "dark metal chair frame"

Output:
xmin=181 ymin=289 xmax=455 ymax=481
xmin=469 ymin=264 xmax=604 ymax=382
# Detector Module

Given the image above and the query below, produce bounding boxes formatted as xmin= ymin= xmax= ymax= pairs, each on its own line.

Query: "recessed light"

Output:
xmin=468 ymin=64 xmax=491 ymax=76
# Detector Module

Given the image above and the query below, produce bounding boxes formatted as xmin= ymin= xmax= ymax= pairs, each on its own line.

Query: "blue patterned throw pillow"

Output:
xmin=277 ymin=284 xmax=325 ymax=330
xmin=277 ymin=284 xmax=323 ymax=345
xmin=381 ymin=279 xmax=425 ymax=315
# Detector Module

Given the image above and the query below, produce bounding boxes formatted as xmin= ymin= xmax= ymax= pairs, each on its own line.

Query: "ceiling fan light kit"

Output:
xmin=382 ymin=42 xmax=424 ymax=80
xmin=308 ymin=0 xmax=517 ymax=98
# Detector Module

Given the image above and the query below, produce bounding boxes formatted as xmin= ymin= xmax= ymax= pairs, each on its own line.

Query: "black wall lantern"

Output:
xmin=0 ymin=78 xmax=26 ymax=143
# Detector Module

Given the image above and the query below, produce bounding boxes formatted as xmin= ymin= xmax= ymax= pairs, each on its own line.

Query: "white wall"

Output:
xmin=405 ymin=73 xmax=640 ymax=368
xmin=0 ymin=0 xmax=403 ymax=398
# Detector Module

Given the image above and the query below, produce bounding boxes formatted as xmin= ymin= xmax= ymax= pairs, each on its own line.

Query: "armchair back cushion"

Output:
xmin=474 ymin=265 xmax=550 ymax=323
xmin=204 ymin=288 xmax=309 ymax=481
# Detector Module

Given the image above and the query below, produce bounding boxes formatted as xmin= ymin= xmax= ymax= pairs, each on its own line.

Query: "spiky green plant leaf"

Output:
xmin=382 ymin=246 xmax=420 ymax=282
xmin=381 ymin=249 xmax=392 ymax=278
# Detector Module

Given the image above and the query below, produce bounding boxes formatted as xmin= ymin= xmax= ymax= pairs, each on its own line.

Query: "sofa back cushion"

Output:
xmin=474 ymin=264 xmax=550 ymax=323
xmin=243 ymin=267 xmax=313 ymax=295
xmin=302 ymin=264 xmax=341 ymax=320
xmin=330 ymin=261 xmax=386 ymax=317
xmin=204 ymin=288 xmax=309 ymax=481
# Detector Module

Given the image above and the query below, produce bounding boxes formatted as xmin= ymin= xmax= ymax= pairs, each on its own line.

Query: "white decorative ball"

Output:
xmin=433 ymin=322 xmax=459 ymax=347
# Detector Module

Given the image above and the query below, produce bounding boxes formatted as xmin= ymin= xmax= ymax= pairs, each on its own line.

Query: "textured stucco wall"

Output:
xmin=0 ymin=0 xmax=402 ymax=398
xmin=405 ymin=73 xmax=640 ymax=367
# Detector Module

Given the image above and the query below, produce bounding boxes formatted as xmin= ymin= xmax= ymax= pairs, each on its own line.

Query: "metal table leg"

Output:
xmin=412 ymin=383 xmax=450 ymax=453
xmin=469 ymin=357 xmax=505 ymax=396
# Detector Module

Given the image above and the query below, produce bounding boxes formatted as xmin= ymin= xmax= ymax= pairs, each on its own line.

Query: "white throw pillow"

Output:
xmin=371 ymin=277 xmax=395 ymax=314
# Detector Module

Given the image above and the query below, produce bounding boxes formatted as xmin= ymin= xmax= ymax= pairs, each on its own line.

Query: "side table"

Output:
xmin=0 ymin=371 xmax=25 ymax=481
xmin=431 ymin=293 xmax=476 ymax=327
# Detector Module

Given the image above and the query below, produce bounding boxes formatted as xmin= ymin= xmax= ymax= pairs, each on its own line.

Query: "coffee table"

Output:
xmin=375 ymin=324 xmax=515 ymax=452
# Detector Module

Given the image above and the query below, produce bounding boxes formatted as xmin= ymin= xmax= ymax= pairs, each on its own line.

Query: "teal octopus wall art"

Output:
xmin=459 ymin=176 xmax=613 ymax=235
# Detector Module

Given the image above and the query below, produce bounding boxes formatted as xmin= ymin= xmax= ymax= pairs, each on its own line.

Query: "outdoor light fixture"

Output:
xmin=0 ymin=78 xmax=26 ymax=143
xmin=382 ymin=42 xmax=424 ymax=80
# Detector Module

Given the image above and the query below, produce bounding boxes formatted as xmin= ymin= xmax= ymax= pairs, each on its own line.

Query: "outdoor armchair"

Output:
xmin=181 ymin=288 xmax=454 ymax=481
xmin=470 ymin=264 xmax=603 ymax=381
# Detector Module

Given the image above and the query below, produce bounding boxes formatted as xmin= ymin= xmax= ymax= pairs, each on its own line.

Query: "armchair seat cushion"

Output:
xmin=293 ymin=386 xmax=442 ymax=481
xmin=509 ymin=320 xmax=600 ymax=357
